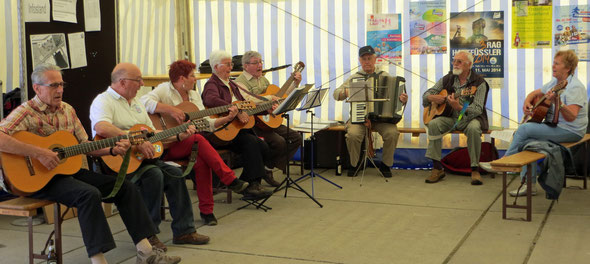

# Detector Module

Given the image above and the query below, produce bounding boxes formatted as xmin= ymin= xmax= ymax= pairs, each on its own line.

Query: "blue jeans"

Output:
xmin=130 ymin=160 xmax=196 ymax=237
xmin=505 ymin=123 xmax=581 ymax=183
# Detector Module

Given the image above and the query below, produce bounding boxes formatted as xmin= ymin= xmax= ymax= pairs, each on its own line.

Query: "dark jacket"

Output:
xmin=441 ymin=70 xmax=490 ymax=131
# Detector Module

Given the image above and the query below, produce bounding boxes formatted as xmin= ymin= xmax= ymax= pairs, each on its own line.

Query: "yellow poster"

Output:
xmin=511 ymin=0 xmax=553 ymax=49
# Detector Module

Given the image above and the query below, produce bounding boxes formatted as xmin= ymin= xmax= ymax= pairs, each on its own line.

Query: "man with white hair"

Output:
xmin=422 ymin=50 xmax=490 ymax=185
xmin=201 ymin=50 xmax=274 ymax=198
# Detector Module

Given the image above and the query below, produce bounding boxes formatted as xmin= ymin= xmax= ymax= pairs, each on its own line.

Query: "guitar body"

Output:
xmin=1 ymin=131 xmax=83 ymax=195
xmin=212 ymin=115 xmax=255 ymax=141
xmin=255 ymin=84 xmax=284 ymax=130
xmin=98 ymin=124 xmax=164 ymax=174
xmin=423 ymin=89 xmax=449 ymax=125
xmin=527 ymin=97 xmax=552 ymax=123
xmin=149 ymin=101 xmax=200 ymax=130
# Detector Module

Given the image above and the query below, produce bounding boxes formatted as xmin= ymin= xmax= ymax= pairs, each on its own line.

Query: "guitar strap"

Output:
xmin=551 ymin=96 xmax=561 ymax=125
xmin=427 ymin=101 xmax=470 ymax=141
xmin=130 ymin=142 xmax=199 ymax=184
xmin=234 ymin=81 xmax=269 ymax=101
xmin=103 ymin=149 xmax=132 ymax=200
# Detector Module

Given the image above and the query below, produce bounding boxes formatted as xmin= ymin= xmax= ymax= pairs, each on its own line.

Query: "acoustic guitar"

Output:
xmin=255 ymin=62 xmax=305 ymax=130
xmin=1 ymin=130 xmax=149 ymax=195
xmin=149 ymin=101 xmax=256 ymax=130
xmin=521 ymin=80 xmax=568 ymax=124
xmin=423 ymin=86 xmax=478 ymax=125
xmin=99 ymin=119 xmax=209 ymax=173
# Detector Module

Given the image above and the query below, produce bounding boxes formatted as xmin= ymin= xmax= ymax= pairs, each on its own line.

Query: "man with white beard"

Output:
xmin=422 ymin=50 xmax=490 ymax=185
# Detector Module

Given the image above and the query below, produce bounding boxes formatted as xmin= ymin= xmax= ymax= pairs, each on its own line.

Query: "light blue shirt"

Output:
xmin=541 ymin=74 xmax=588 ymax=137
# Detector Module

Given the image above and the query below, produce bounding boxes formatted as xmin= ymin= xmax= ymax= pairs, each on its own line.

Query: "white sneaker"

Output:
xmin=509 ymin=185 xmax=537 ymax=197
xmin=479 ymin=162 xmax=500 ymax=174
xmin=136 ymin=247 xmax=181 ymax=264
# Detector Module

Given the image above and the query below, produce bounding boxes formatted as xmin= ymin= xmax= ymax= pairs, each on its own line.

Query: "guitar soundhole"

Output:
xmin=24 ymin=156 xmax=35 ymax=176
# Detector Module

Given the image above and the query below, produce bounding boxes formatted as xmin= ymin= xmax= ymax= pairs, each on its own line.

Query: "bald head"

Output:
xmin=111 ymin=62 xmax=141 ymax=84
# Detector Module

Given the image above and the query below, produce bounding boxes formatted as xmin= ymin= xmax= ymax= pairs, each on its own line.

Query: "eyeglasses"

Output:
xmin=120 ymin=77 xmax=143 ymax=83
xmin=245 ymin=60 xmax=264 ymax=65
xmin=220 ymin=62 xmax=234 ymax=68
xmin=38 ymin=82 xmax=67 ymax=88
xmin=452 ymin=59 xmax=465 ymax=65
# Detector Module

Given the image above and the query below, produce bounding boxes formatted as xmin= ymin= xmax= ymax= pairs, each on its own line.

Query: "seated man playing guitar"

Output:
xmin=90 ymin=62 xmax=209 ymax=252
xmin=139 ymin=59 xmax=249 ymax=226
xmin=0 ymin=64 xmax=180 ymax=264
xmin=422 ymin=50 xmax=489 ymax=185
xmin=481 ymin=50 xmax=588 ymax=196
xmin=234 ymin=51 xmax=303 ymax=186
xmin=333 ymin=45 xmax=408 ymax=177
xmin=201 ymin=50 xmax=274 ymax=198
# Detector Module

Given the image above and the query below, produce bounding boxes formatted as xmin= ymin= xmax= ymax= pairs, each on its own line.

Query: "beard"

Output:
xmin=452 ymin=68 xmax=463 ymax=75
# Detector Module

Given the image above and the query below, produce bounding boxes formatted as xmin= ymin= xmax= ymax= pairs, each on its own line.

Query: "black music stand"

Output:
xmin=293 ymin=88 xmax=342 ymax=196
xmin=257 ymin=85 xmax=323 ymax=208
xmin=347 ymin=77 xmax=390 ymax=186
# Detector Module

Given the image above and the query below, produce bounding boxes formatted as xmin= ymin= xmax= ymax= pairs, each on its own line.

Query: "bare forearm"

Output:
xmin=94 ymin=121 xmax=126 ymax=138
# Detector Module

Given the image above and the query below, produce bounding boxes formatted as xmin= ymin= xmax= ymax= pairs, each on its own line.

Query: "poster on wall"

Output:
xmin=511 ymin=0 xmax=552 ymax=49
xmin=409 ymin=0 xmax=447 ymax=55
xmin=30 ymin=33 xmax=70 ymax=70
xmin=554 ymin=5 xmax=590 ymax=61
xmin=367 ymin=13 xmax=402 ymax=65
xmin=450 ymin=11 xmax=504 ymax=89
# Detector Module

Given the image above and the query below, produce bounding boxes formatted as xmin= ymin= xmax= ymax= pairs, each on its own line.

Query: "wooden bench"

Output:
xmin=0 ymin=197 xmax=63 ymax=264
xmin=490 ymin=134 xmax=590 ymax=221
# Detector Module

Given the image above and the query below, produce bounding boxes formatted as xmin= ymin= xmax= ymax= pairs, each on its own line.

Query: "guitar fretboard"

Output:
xmin=62 ymin=135 xmax=128 ymax=158
xmin=186 ymin=105 xmax=230 ymax=120
xmin=246 ymin=99 xmax=285 ymax=115
xmin=148 ymin=120 xmax=209 ymax=143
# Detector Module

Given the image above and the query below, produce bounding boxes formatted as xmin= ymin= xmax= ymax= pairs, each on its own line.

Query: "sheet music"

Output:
xmin=490 ymin=129 xmax=515 ymax=143
xmin=273 ymin=84 xmax=314 ymax=115
xmin=299 ymin=88 xmax=329 ymax=110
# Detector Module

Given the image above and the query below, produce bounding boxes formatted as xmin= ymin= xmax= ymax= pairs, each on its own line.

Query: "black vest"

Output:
xmin=441 ymin=70 xmax=490 ymax=131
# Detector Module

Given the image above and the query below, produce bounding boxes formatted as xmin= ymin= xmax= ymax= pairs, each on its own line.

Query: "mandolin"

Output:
xmin=1 ymin=130 xmax=149 ymax=195
xmin=521 ymin=80 xmax=568 ymax=124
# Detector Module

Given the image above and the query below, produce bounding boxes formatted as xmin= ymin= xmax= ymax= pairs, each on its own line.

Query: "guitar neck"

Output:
xmin=186 ymin=104 xmax=230 ymax=120
xmin=61 ymin=135 xmax=127 ymax=158
xmin=148 ymin=120 xmax=208 ymax=143
xmin=247 ymin=99 xmax=284 ymax=115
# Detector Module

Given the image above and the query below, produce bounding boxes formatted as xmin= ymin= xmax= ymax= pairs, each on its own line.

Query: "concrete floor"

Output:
xmin=0 ymin=167 xmax=589 ymax=264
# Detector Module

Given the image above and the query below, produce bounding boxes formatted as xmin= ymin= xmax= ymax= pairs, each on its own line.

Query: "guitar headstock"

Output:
xmin=235 ymin=101 xmax=256 ymax=110
xmin=190 ymin=118 xmax=210 ymax=132
xmin=552 ymin=79 xmax=568 ymax=92
xmin=128 ymin=129 xmax=153 ymax=145
xmin=294 ymin=61 xmax=305 ymax=73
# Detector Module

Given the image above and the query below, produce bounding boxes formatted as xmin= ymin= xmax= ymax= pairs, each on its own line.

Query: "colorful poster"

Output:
xmin=511 ymin=0 xmax=553 ymax=49
xmin=409 ymin=0 xmax=447 ymax=55
xmin=367 ymin=13 xmax=402 ymax=65
xmin=450 ymin=11 xmax=504 ymax=88
xmin=554 ymin=5 xmax=590 ymax=61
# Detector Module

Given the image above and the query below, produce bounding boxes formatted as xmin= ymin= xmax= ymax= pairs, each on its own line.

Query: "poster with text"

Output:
xmin=367 ymin=13 xmax=402 ymax=65
xmin=512 ymin=0 xmax=553 ymax=49
xmin=450 ymin=11 xmax=504 ymax=89
xmin=554 ymin=5 xmax=590 ymax=61
xmin=409 ymin=0 xmax=447 ymax=55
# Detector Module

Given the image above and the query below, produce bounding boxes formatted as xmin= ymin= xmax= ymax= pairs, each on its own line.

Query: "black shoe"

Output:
xmin=200 ymin=213 xmax=218 ymax=226
xmin=263 ymin=170 xmax=281 ymax=187
xmin=379 ymin=163 xmax=392 ymax=178
xmin=227 ymin=178 xmax=249 ymax=193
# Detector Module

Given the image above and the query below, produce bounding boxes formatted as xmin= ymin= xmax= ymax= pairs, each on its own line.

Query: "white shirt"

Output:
xmin=140 ymin=82 xmax=216 ymax=131
xmin=89 ymin=86 xmax=155 ymax=137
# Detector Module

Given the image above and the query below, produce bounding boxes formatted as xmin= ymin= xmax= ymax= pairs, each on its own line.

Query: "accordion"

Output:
xmin=350 ymin=75 xmax=406 ymax=124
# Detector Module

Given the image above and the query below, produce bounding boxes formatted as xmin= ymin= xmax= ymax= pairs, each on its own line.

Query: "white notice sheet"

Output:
xmin=52 ymin=0 xmax=77 ymax=24
xmin=67 ymin=32 xmax=87 ymax=69
xmin=83 ymin=0 xmax=101 ymax=31
xmin=24 ymin=0 xmax=50 ymax=22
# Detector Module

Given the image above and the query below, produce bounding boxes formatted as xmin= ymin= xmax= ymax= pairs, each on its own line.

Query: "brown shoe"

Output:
xmin=471 ymin=170 xmax=483 ymax=185
xmin=147 ymin=235 xmax=167 ymax=252
xmin=263 ymin=170 xmax=281 ymax=187
xmin=425 ymin=169 xmax=445 ymax=183
xmin=172 ymin=232 xmax=210 ymax=245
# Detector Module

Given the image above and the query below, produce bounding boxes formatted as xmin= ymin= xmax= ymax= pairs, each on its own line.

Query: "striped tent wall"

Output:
xmin=189 ymin=0 xmax=590 ymax=150
xmin=118 ymin=0 xmax=177 ymax=76
xmin=1 ymin=0 xmax=22 ymax=93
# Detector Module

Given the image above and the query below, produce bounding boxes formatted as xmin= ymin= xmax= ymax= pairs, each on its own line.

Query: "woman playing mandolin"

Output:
xmin=481 ymin=50 xmax=588 ymax=197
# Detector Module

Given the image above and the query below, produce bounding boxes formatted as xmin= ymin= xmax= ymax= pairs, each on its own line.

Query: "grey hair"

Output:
xmin=31 ymin=64 xmax=61 ymax=84
xmin=111 ymin=67 xmax=127 ymax=83
xmin=455 ymin=50 xmax=474 ymax=67
xmin=242 ymin=51 xmax=261 ymax=66
xmin=209 ymin=50 xmax=232 ymax=74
